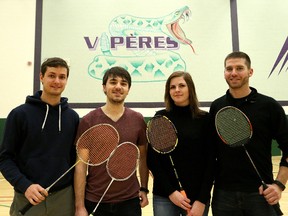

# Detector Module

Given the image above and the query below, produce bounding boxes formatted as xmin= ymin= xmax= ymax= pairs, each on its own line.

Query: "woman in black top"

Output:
xmin=147 ymin=71 xmax=215 ymax=216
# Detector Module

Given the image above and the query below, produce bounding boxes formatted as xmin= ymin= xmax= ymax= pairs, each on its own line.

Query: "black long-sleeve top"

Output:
xmin=209 ymin=87 xmax=288 ymax=192
xmin=147 ymin=105 xmax=215 ymax=204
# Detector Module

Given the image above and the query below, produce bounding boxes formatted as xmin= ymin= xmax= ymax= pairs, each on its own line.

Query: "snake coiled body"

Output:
xmin=88 ymin=6 xmax=193 ymax=82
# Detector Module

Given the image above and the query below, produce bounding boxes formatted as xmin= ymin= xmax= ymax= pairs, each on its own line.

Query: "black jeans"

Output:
xmin=212 ymin=188 xmax=279 ymax=216
xmin=85 ymin=197 xmax=141 ymax=216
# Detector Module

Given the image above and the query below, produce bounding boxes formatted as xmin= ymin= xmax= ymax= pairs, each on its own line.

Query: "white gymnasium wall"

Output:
xmin=0 ymin=0 xmax=287 ymax=119
xmin=0 ymin=0 xmax=36 ymax=118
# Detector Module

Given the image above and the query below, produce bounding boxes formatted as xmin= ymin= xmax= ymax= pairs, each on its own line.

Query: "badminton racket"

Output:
xmin=19 ymin=123 xmax=119 ymax=215
xmin=215 ymin=106 xmax=283 ymax=216
xmin=89 ymin=141 xmax=139 ymax=215
xmin=146 ymin=115 xmax=189 ymax=214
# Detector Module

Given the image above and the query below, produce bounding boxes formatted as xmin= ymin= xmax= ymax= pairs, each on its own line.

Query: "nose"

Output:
xmin=231 ymin=69 xmax=238 ymax=76
xmin=115 ymin=82 xmax=122 ymax=88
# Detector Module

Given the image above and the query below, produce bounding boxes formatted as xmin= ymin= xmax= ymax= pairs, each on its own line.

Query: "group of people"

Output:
xmin=0 ymin=51 xmax=287 ymax=216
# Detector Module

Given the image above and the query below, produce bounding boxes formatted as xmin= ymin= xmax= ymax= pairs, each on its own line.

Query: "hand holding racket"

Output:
xmin=90 ymin=142 xmax=139 ymax=215
xmin=19 ymin=124 xmax=119 ymax=215
xmin=215 ymin=106 xmax=283 ymax=216
xmin=146 ymin=115 xmax=190 ymax=214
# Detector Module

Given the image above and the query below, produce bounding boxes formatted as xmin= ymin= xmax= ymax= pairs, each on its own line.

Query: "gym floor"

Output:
xmin=1 ymin=156 xmax=287 ymax=215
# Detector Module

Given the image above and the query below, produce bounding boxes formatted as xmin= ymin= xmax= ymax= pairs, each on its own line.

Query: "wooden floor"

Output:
xmin=1 ymin=156 xmax=287 ymax=215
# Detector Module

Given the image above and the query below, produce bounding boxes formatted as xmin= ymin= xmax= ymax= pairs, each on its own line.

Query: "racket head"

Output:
xmin=76 ymin=124 xmax=119 ymax=166
xmin=215 ymin=106 xmax=253 ymax=147
xmin=146 ymin=115 xmax=178 ymax=154
xmin=106 ymin=142 xmax=139 ymax=181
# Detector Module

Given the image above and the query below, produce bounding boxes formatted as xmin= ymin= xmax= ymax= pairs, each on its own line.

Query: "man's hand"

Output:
xmin=259 ymin=184 xmax=282 ymax=205
xmin=24 ymin=184 xmax=48 ymax=205
xmin=139 ymin=191 xmax=149 ymax=207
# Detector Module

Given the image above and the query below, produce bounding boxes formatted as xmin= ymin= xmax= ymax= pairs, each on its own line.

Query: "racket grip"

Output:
xmin=18 ymin=202 xmax=33 ymax=215
xmin=262 ymin=183 xmax=283 ymax=215
xmin=180 ymin=190 xmax=190 ymax=215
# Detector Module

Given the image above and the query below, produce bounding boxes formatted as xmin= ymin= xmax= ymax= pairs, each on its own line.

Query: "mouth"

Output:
xmin=166 ymin=8 xmax=195 ymax=53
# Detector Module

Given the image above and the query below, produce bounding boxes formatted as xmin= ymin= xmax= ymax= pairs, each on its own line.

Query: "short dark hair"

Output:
xmin=102 ymin=66 xmax=132 ymax=88
xmin=224 ymin=51 xmax=251 ymax=69
xmin=41 ymin=57 xmax=70 ymax=77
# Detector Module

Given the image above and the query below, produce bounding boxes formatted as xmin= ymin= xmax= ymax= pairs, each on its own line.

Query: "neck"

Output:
xmin=229 ymin=87 xmax=251 ymax=99
xmin=101 ymin=103 xmax=125 ymax=122
xmin=41 ymin=92 xmax=61 ymax=106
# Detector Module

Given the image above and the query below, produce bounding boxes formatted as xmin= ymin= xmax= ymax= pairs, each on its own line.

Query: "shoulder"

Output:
xmin=155 ymin=109 xmax=167 ymax=116
xmin=124 ymin=107 xmax=144 ymax=118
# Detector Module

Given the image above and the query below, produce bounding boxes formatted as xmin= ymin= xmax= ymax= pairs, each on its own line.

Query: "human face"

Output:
xmin=169 ymin=76 xmax=189 ymax=106
xmin=224 ymin=58 xmax=253 ymax=90
xmin=103 ymin=76 xmax=130 ymax=104
xmin=40 ymin=66 xmax=68 ymax=97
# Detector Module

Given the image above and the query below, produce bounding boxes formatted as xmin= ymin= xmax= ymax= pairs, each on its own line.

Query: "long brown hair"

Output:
xmin=164 ymin=71 xmax=205 ymax=118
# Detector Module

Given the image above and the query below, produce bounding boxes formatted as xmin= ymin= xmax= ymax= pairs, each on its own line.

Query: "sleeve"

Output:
xmin=197 ymin=113 xmax=216 ymax=203
xmin=136 ymin=112 xmax=147 ymax=147
xmin=0 ymin=109 xmax=33 ymax=193
xmin=271 ymin=101 xmax=288 ymax=167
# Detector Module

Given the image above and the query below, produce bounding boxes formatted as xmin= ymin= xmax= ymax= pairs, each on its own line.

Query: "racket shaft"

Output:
xmin=246 ymin=150 xmax=283 ymax=215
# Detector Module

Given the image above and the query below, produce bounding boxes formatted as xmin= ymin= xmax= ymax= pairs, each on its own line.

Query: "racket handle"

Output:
xmin=18 ymin=202 xmax=33 ymax=215
xmin=180 ymin=190 xmax=190 ymax=215
xmin=262 ymin=183 xmax=283 ymax=216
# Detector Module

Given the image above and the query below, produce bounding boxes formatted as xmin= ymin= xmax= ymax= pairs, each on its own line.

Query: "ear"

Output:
xmin=102 ymin=85 xmax=107 ymax=94
xmin=249 ymin=68 xmax=254 ymax=77
xmin=39 ymin=72 xmax=43 ymax=84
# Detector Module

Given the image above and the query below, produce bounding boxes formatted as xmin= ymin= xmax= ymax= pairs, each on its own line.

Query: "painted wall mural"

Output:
xmin=40 ymin=0 xmax=288 ymax=107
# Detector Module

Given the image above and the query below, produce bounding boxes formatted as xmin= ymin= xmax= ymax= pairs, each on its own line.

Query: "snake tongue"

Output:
xmin=168 ymin=22 xmax=195 ymax=53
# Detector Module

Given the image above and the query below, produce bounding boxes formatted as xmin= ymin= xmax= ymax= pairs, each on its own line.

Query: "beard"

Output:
xmin=226 ymin=76 xmax=249 ymax=89
xmin=108 ymin=96 xmax=125 ymax=105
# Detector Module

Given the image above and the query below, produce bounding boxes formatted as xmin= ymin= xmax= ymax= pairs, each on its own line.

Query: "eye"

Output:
xmin=170 ymin=85 xmax=176 ymax=90
xmin=225 ymin=67 xmax=233 ymax=72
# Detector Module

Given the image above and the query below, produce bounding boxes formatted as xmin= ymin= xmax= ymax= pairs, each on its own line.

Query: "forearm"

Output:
xmin=74 ymin=162 xmax=88 ymax=209
xmin=139 ymin=145 xmax=149 ymax=188
xmin=275 ymin=166 xmax=288 ymax=186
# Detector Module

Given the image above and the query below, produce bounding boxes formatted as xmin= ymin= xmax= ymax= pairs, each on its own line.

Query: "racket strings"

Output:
xmin=147 ymin=117 xmax=178 ymax=153
xmin=77 ymin=124 xmax=119 ymax=165
xmin=216 ymin=109 xmax=251 ymax=146
xmin=107 ymin=142 xmax=139 ymax=180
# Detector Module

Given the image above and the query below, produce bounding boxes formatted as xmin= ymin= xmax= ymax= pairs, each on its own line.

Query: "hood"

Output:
xmin=25 ymin=90 xmax=69 ymax=132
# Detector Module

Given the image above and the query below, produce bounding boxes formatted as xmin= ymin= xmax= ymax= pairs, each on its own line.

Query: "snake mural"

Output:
xmin=88 ymin=6 xmax=194 ymax=82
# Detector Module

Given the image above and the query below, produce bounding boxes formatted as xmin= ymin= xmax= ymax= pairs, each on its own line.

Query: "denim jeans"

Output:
xmin=153 ymin=194 xmax=209 ymax=216
xmin=85 ymin=197 xmax=141 ymax=216
xmin=212 ymin=189 xmax=280 ymax=216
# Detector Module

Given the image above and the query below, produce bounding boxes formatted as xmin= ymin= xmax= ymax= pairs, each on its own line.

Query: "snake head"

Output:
xmin=163 ymin=6 xmax=195 ymax=53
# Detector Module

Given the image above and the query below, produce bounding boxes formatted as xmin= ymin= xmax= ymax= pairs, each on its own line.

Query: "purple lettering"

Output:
xmin=84 ymin=37 xmax=99 ymax=51
xmin=166 ymin=37 xmax=179 ymax=49
xmin=139 ymin=37 xmax=152 ymax=48
xmin=110 ymin=37 xmax=124 ymax=49
xmin=154 ymin=36 xmax=166 ymax=49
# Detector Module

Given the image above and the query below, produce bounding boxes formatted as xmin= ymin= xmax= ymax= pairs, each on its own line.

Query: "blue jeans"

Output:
xmin=153 ymin=195 xmax=209 ymax=216
xmin=85 ymin=197 xmax=141 ymax=216
xmin=212 ymin=189 xmax=279 ymax=216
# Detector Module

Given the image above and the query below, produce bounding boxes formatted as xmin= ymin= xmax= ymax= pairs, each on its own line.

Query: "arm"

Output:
xmin=138 ymin=144 xmax=149 ymax=207
xmin=261 ymin=166 xmax=288 ymax=205
xmin=74 ymin=160 xmax=88 ymax=216
xmin=0 ymin=109 xmax=33 ymax=193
